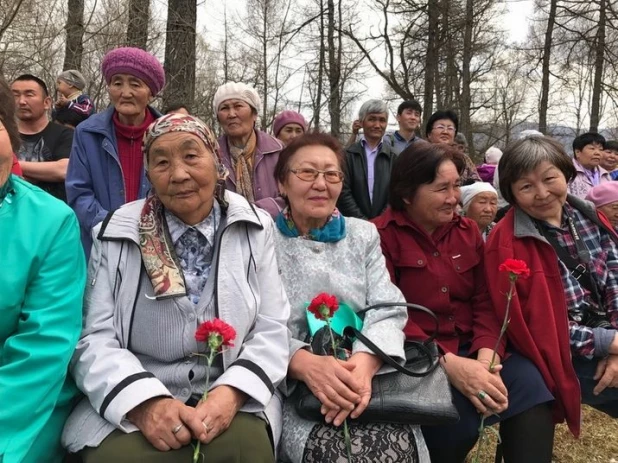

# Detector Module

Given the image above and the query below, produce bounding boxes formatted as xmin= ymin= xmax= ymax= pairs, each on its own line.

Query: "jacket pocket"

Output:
xmin=450 ymin=250 xmax=480 ymax=274
xmin=393 ymin=249 xmax=428 ymax=269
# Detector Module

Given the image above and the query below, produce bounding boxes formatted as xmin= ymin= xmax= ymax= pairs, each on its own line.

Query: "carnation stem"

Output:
xmin=474 ymin=278 xmax=516 ymax=463
xmin=326 ymin=320 xmax=352 ymax=463
xmin=193 ymin=351 xmax=216 ymax=463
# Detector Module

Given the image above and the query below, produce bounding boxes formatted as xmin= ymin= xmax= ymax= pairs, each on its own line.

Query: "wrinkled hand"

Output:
xmin=593 ymin=354 xmax=618 ymax=395
xmin=195 ymin=385 xmax=247 ymax=443
xmin=127 ymin=397 xmax=207 ymax=451
xmin=352 ymin=120 xmax=362 ymax=134
xmin=442 ymin=353 xmax=508 ymax=416
xmin=290 ymin=349 xmax=362 ymax=414
xmin=322 ymin=352 xmax=382 ymax=426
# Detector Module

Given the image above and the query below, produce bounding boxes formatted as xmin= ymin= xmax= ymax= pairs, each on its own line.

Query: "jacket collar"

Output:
xmin=218 ymin=130 xmax=283 ymax=157
xmin=347 ymin=139 xmax=394 ymax=158
xmin=98 ymin=190 xmax=264 ymax=244
xmin=573 ymin=159 xmax=609 ymax=176
xmin=80 ymin=105 xmax=162 ymax=139
xmin=255 ymin=130 xmax=284 ymax=155
xmin=513 ymin=194 xmax=604 ymax=240
xmin=376 ymin=206 xmax=469 ymax=239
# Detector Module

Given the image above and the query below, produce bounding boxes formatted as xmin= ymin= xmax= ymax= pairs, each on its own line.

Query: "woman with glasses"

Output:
xmin=425 ymin=110 xmax=480 ymax=185
xmin=272 ymin=133 xmax=429 ymax=462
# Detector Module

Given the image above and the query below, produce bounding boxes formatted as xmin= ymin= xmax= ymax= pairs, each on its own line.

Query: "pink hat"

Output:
xmin=585 ymin=182 xmax=618 ymax=208
xmin=101 ymin=47 xmax=165 ymax=96
xmin=273 ymin=110 xmax=307 ymax=137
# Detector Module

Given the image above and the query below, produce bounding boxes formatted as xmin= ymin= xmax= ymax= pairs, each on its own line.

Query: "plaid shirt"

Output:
xmin=543 ymin=204 xmax=618 ymax=358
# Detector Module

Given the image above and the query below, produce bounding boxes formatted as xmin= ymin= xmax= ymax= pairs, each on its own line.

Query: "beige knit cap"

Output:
xmin=213 ymin=82 xmax=261 ymax=114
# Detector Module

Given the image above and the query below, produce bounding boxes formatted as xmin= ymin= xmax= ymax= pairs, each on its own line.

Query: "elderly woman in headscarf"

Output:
xmin=0 ymin=75 xmax=86 ymax=463
xmin=460 ymin=183 xmax=499 ymax=240
xmin=61 ymin=114 xmax=290 ymax=463
xmin=586 ymin=182 xmax=618 ymax=231
xmin=213 ymin=82 xmax=284 ymax=217
xmin=66 ymin=47 xmax=165 ymax=258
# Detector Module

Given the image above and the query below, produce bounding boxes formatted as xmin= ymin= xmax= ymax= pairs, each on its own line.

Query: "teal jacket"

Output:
xmin=0 ymin=176 xmax=85 ymax=462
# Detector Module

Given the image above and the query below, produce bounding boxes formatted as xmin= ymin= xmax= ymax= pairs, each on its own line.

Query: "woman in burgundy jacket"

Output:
xmin=485 ymin=136 xmax=618 ymax=440
xmin=372 ymin=142 xmax=554 ymax=463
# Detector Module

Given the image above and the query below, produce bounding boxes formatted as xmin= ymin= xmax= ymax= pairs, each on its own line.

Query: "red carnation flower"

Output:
xmin=195 ymin=319 xmax=236 ymax=351
xmin=499 ymin=258 xmax=530 ymax=280
xmin=307 ymin=293 xmax=339 ymax=320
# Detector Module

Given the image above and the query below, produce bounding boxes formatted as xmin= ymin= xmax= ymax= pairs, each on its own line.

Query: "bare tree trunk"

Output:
xmin=460 ymin=0 xmax=474 ymax=155
xmin=327 ymin=0 xmax=341 ymax=138
xmin=423 ymin=0 xmax=439 ymax=127
xmin=126 ymin=0 xmax=149 ymax=49
xmin=314 ymin=0 xmax=325 ymax=131
xmin=162 ymin=0 xmax=196 ymax=109
xmin=223 ymin=5 xmax=229 ymax=82
xmin=261 ymin=1 xmax=268 ymax=130
xmin=539 ymin=0 xmax=556 ymax=134
xmin=590 ymin=0 xmax=605 ymax=133
xmin=63 ymin=0 xmax=84 ymax=70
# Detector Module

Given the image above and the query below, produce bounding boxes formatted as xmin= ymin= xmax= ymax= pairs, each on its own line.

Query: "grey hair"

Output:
xmin=498 ymin=136 xmax=575 ymax=205
xmin=454 ymin=133 xmax=468 ymax=147
xmin=358 ymin=99 xmax=389 ymax=121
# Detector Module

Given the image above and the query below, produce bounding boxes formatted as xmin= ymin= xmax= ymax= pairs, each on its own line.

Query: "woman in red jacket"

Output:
xmin=373 ymin=143 xmax=554 ymax=463
xmin=485 ymin=136 xmax=618 ymax=439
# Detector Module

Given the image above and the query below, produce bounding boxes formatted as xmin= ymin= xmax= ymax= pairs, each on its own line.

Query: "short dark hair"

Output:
xmin=606 ymin=140 xmax=618 ymax=152
xmin=0 ymin=75 xmax=21 ymax=153
xmin=397 ymin=100 xmax=422 ymax=116
xmin=164 ymin=102 xmax=190 ymax=114
xmin=425 ymin=109 xmax=458 ymax=136
xmin=274 ymin=132 xmax=345 ymax=185
xmin=498 ymin=136 xmax=575 ymax=205
xmin=389 ymin=142 xmax=465 ymax=211
xmin=572 ymin=132 xmax=605 ymax=154
xmin=13 ymin=74 xmax=49 ymax=97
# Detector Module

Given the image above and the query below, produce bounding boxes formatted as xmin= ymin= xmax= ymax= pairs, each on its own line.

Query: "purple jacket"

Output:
xmin=217 ymin=130 xmax=284 ymax=217
xmin=476 ymin=164 xmax=496 ymax=183
xmin=567 ymin=159 xmax=611 ymax=199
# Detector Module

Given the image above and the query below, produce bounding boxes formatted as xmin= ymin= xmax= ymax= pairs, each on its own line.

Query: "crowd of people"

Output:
xmin=2 ymin=45 xmax=618 ymax=463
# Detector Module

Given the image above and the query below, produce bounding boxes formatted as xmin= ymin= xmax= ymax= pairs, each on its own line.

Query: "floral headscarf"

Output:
xmin=142 ymin=113 xmax=228 ymax=181
xmin=138 ymin=113 xmax=229 ymax=300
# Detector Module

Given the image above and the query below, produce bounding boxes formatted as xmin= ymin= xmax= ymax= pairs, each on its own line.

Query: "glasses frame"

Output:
xmin=289 ymin=167 xmax=344 ymax=184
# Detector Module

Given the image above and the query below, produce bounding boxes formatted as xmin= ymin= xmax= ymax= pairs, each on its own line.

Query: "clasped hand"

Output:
xmin=127 ymin=386 xmax=246 ymax=451
xmin=292 ymin=350 xmax=382 ymax=426
xmin=442 ymin=353 xmax=508 ymax=416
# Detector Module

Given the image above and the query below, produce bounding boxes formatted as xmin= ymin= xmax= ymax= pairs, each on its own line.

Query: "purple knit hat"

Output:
xmin=585 ymin=182 xmax=618 ymax=208
xmin=273 ymin=110 xmax=307 ymax=136
xmin=101 ymin=47 xmax=165 ymax=96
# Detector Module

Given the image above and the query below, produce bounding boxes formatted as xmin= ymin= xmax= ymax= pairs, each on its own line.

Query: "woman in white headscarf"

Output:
xmin=460 ymin=183 xmax=499 ymax=240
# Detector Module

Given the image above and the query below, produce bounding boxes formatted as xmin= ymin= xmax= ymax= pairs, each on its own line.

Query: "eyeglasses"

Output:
xmin=289 ymin=168 xmax=344 ymax=184
xmin=434 ymin=125 xmax=456 ymax=133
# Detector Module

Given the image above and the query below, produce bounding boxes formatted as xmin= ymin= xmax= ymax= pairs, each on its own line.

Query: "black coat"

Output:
xmin=337 ymin=141 xmax=397 ymax=219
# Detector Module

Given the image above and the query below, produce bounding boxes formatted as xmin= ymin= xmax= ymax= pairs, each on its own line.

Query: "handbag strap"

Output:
xmin=343 ymin=302 xmax=441 ymax=377
xmin=343 ymin=326 xmax=440 ymax=377
xmin=355 ymin=302 xmax=440 ymax=343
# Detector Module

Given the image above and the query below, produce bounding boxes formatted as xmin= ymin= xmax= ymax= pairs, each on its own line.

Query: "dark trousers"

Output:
xmin=573 ymin=355 xmax=618 ymax=417
xmin=78 ymin=412 xmax=274 ymax=463
xmin=421 ymin=352 xmax=555 ymax=463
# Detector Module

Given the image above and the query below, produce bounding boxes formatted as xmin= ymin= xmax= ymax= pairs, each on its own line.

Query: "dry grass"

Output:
xmin=468 ymin=406 xmax=618 ymax=463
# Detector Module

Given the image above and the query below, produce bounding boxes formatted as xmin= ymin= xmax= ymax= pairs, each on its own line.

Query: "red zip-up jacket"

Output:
xmin=484 ymin=197 xmax=618 ymax=437
xmin=372 ymin=207 xmax=504 ymax=357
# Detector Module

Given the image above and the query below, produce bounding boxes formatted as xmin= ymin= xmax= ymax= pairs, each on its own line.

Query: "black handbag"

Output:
xmin=294 ymin=302 xmax=459 ymax=426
